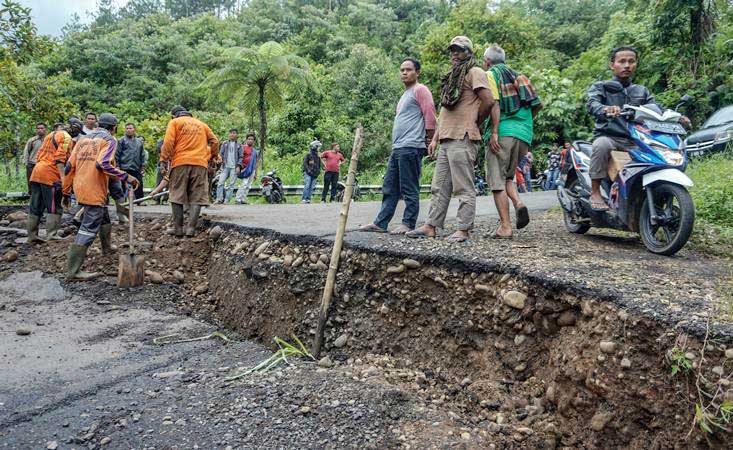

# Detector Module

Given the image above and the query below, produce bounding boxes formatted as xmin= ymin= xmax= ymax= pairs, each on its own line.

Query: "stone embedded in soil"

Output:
xmin=6 ymin=211 xmax=27 ymax=222
xmin=557 ymin=310 xmax=576 ymax=327
xmin=46 ymin=441 xmax=58 ymax=450
xmin=503 ymin=291 xmax=526 ymax=309
xmin=172 ymin=270 xmax=185 ymax=283
xmin=402 ymin=258 xmax=421 ymax=269
xmin=712 ymin=366 xmax=724 ymax=377
xmin=209 ymin=226 xmax=223 ymax=240
xmin=283 ymin=255 xmax=294 ymax=266
xmin=599 ymin=341 xmax=617 ymax=354
xmin=314 ymin=260 xmax=328 ymax=270
xmin=254 ymin=241 xmax=269 ymax=256
xmin=726 ymin=348 xmax=733 ymax=359
xmin=620 ymin=358 xmax=632 ymax=369
xmin=387 ymin=264 xmax=406 ymax=274
xmin=4 ymin=249 xmax=18 ymax=262
xmin=292 ymin=256 xmax=304 ymax=267
xmin=334 ymin=334 xmax=348 ymax=348
xmin=318 ymin=356 xmax=333 ymax=368
xmin=16 ymin=328 xmax=31 ymax=336
xmin=474 ymin=284 xmax=491 ymax=293
xmin=100 ymin=437 xmax=111 ymax=445
xmin=146 ymin=270 xmax=164 ymax=284
xmin=590 ymin=412 xmax=612 ymax=431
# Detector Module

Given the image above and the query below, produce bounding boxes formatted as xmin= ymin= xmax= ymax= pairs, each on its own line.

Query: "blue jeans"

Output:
xmin=523 ymin=169 xmax=532 ymax=192
xmin=374 ymin=147 xmax=422 ymax=230
xmin=546 ymin=168 xmax=559 ymax=190
xmin=302 ymin=172 xmax=317 ymax=201
xmin=216 ymin=166 xmax=238 ymax=202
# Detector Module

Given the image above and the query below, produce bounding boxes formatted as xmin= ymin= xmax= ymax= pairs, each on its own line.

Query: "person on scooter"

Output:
xmin=586 ymin=46 xmax=690 ymax=211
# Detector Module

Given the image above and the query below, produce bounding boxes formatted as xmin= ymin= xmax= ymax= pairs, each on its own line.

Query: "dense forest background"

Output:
xmin=1 ymin=0 xmax=733 ymax=184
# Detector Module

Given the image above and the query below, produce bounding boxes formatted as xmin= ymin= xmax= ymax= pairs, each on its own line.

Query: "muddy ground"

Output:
xmin=1 ymin=208 xmax=732 ymax=449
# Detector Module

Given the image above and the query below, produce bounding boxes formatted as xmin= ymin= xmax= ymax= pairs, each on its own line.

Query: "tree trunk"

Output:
xmin=257 ymin=82 xmax=267 ymax=170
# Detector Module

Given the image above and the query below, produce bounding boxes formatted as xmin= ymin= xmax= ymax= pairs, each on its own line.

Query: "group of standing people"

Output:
xmin=301 ymin=141 xmax=345 ymax=203
xmin=360 ymin=36 xmax=541 ymax=241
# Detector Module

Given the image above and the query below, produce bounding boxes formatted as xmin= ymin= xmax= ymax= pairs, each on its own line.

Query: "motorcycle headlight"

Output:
xmin=656 ymin=147 xmax=684 ymax=166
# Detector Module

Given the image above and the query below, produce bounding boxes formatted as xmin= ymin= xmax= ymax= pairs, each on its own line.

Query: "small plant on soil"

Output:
xmin=668 ymin=346 xmax=693 ymax=376
xmin=227 ymin=335 xmax=314 ymax=381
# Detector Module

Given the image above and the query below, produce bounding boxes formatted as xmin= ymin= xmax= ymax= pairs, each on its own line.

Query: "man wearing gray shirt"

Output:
xmin=360 ymin=58 xmax=436 ymax=234
xmin=22 ymin=122 xmax=47 ymax=192
xmin=215 ymin=128 xmax=243 ymax=203
xmin=117 ymin=123 xmax=148 ymax=200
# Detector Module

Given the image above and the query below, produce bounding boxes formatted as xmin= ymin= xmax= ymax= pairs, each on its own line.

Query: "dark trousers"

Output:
xmin=75 ymin=205 xmax=110 ymax=246
xmin=322 ymin=171 xmax=339 ymax=202
xmin=374 ymin=147 xmax=422 ymax=230
xmin=29 ymin=181 xmax=62 ymax=216
xmin=25 ymin=164 xmax=35 ymax=193
xmin=108 ymin=179 xmax=124 ymax=202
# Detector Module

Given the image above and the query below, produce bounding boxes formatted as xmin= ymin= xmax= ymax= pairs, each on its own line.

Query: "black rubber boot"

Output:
xmin=45 ymin=213 xmax=64 ymax=240
xmin=171 ymin=203 xmax=185 ymax=238
xmin=185 ymin=205 xmax=201 ymax=237
xmin=115 ymin=200 xmax=129 ymax=224
xmin=27 ymin=214 xmax=45 ymax=244
xmin=99 ymin=223 xmax=117 ymax=254
xmin=66 ymin=244 xmax=101 ymax=281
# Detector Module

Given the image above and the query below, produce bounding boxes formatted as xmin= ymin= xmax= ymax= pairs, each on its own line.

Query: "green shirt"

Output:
xmin=487 ymin=71 xmax=534 ymax=145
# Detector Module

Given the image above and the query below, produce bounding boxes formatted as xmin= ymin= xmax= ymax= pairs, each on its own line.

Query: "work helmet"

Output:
xmin=97 ymin=113 xmax=118 ymax=128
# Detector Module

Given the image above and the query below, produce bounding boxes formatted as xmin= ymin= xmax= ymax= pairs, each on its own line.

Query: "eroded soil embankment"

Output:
xmin=205 ymin=226 xmax=732 ymax=449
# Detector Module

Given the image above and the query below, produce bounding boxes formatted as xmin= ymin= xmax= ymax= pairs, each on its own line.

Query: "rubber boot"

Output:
xmin=171 ymin=203 xmax=185 ymax=237
xmin=115 ymin=200 xmax=129 ymax=224
xmin=185 ymin=205 xmax=201 ymax=237
xmin=27 ymin=214 xmax=45 ymax=244
xmin=45 ymin=213 xmax=64 ymax=240
xmin=66 ymin=244 xmax=101 ymax=281
xmin=99 ymin=223 xmax=117 ymax=255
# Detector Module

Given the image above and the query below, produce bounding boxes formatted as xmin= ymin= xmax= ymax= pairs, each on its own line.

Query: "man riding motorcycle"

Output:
xmin=586 ymin=46 xmax=690 ymax=211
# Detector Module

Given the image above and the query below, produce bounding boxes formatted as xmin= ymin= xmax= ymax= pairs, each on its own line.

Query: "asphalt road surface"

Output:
xmin=141 ymin=191 xmax=559 ymax=236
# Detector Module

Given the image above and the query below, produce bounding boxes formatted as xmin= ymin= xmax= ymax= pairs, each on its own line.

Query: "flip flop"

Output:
xmin=490 ymin=233 xmax=513 ymax=240
xmin=590 ymin=199 xmax=609 ymax=211
xmin=389 ymin=224 xmax=412 ymax=235
xmin=516 ymin=206 xmax=530 ymax=230
xmin=405 ymin=229 xmax=435 ymax=239
xmin=359 ymin=223 xmax=387 ymax=233
xmin=446 ymin=235 xmax=469 ymax=243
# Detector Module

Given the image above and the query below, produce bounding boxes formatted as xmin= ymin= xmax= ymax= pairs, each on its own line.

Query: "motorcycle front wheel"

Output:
xmin=639 ymin=183 xmax=695 ymax=256
xmin=562 ymin=179 xmax=590 ymax=234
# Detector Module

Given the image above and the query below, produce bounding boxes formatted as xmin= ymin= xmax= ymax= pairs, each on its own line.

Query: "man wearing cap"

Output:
xmin=63 ymin=113 xmax=139 ymax=280
xmin=407 ymin=36 xmax=499 ymax=242
xmin=27 ymin=118 xmax=82 ymax=243
xmin=160 ymin=106 xmax=219 ymax=237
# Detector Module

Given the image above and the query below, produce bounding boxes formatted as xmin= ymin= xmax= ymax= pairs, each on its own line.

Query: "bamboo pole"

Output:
xmin=312 ymin=125 xmax=364 ymax=358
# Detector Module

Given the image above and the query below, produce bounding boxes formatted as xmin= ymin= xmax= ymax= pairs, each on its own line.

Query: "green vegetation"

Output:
xmin=687 ymin=150 xmax=733 ymax=256
xmin=227 ymin=335 xmax=314 ymax=380
xmin=2 ymin=0 xmax=733 ymax=187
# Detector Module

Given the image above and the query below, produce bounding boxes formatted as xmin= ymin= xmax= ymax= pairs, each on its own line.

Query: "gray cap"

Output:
xmin=97 ymin=113 xmax=118 ymax=127
xmin=448 ymin=36 xmax=473 ymax=52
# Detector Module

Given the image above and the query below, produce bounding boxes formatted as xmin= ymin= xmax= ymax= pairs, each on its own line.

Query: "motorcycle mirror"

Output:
xmin=603 ymin=80 xmax=625 ymax=94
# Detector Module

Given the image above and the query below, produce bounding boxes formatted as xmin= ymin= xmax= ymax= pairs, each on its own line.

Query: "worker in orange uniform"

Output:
xmin=160 ymin=105 xmax=219 ymax=237
xmin=27 ymin=117 xmax=83 ymax=243
xmin=62 ymin=113 xmax=139 ymax=280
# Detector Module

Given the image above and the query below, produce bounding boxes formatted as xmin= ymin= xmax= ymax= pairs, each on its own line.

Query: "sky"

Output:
xmin=19 ymin=0 xmax=128 ymax=36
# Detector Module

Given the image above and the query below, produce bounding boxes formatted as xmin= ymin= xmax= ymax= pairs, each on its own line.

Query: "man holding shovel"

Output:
xmin=62 ymin=113 xmax=139 ymax=281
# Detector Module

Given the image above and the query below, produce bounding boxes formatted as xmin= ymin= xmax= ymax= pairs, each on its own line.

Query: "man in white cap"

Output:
xmin=407 ymin=36 xmax=499 ymax=242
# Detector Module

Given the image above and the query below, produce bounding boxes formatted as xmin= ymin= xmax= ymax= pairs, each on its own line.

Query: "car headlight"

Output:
xmin=714 ymin=130 xmax=733 ymax=142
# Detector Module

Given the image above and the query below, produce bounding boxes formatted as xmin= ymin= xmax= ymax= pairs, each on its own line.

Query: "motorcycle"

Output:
xmin=474 ymin=168 xmax=488 ymax=196
xmin=334 ymin=176 xmax=361 ymax=202
xmin=557 ymin=93 xmax=695 ymax=256
xmin=261 ymin=169 xmax=285 ymax=204
xmin=536 ymin=169 xmax=549 ymax=191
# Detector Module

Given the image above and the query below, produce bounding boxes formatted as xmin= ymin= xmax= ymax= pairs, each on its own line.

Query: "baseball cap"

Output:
xmin=448 ymin=36 xmax=473 ymax=52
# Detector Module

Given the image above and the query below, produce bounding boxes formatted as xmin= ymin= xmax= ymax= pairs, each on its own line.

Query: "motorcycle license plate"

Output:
xmin=643 ymin=120 xmax=686 ymax=134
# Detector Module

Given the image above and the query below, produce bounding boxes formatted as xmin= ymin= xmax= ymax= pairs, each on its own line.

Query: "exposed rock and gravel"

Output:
xmin=2 ymin=206 xmax=732 ymax=449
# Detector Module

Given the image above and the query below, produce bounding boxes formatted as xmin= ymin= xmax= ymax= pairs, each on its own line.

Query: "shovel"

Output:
xmin=117 ymin=189 xmax=145 ymax=287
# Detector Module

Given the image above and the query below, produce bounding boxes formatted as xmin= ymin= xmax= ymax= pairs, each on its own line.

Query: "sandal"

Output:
xmin=516 ymin=206 xmax=530 ymax=230
xmin=405 ymin=229 xmax=435 ymax=239
xmin=446 ymin=233 xmax=469 ymax=243
xmin=358 ymin=223 xmax=387 ymax=233
xmin=389 ymin=224 xmax=412 ymax=235
xmin=490 ymin=232 xmax=513 ymax=240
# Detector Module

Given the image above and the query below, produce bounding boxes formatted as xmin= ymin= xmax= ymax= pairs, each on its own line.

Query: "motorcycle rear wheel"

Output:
xmin=562 ymin=179 xmax=590 ymax=234
xmin=639 ymin=183 xmax=694 ymax=256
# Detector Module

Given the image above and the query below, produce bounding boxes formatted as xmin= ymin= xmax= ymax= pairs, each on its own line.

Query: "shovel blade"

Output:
xmin=118 ymin=253 xmax=145 ymax=288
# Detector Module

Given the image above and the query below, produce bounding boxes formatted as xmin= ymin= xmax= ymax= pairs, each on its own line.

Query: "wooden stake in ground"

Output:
xmin=313 ymin=125 xmax=364 ymax=358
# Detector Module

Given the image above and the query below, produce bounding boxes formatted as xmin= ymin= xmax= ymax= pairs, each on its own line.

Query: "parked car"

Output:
xmin=684 ymin=105 xmax=733 ymax=156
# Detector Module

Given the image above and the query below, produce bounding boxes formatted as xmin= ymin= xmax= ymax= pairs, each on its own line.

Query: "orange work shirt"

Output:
xmin=160 ymin=115 xmax=219 ymax=170
xmin=30 ymin=131 xmax=72 ymax=186
xmin=63 ymin=130 xmax=129 ymax=206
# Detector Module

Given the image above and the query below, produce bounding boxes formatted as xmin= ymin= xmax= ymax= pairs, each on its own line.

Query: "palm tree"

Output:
xmin=203 ymin=41 xmax=311 ymax=167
